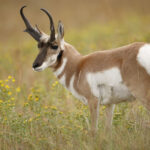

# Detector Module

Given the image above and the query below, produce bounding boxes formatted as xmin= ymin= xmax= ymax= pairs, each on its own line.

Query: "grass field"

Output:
xmin=0 ymin=0 xmax=150 ymax=149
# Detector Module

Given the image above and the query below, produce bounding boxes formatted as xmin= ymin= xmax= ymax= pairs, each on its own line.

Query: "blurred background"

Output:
xmin=1 ymin=0 xmax=150 ymax=43
xmin=1 ymin=0 xmax=150 ymax=149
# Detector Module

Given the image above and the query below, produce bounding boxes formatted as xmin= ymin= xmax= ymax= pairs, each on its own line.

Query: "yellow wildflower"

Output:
xmin=11 ymin=97 xmax=15 ymax=101
xmin=5 ymin=85 xmax=10 ymax=89
xmin=0 ymin=80 xmax=3 ymax=84
xmin=100 ymin=111 xmax=103 ymax=115
xmin=36 ymin=89 xmax=40 ymax=92
xmin=12 ymin=79 xmax=15 ymax=82
xmin=36 ymin=114 xmax=40 ymax=117
xmin=44 ymin=106 xmax=48 ymax=109
xmin=23 ymin=120 xmax=27 ymax=124
xmin=24 ymin=102 xmax=29 ymax=107
xmin=52 ymin=81 xmax=59 ymax=87
xmin=16 ymin=87 xmax=21 ymax=93
xmin=35 ymin=97 xmax=39 ymax=101
xmin=1 ymin=83 xmax=4 ymax=87
xmin=59 ymin=111 xmax=63 ymax=114
xmin=8 ymin=92 xmax=12 ymax=95
xmin=28 ymin=94 xmax=33 ymax=100
xmin=28 ymin=118 xmax=33 ymax=122
xmin=8 ymin=75 xmax=12 ymax=79
xmin=102 ymin=106 xmax=106 ymax=110
xmin=5 ymin=79 xmax=8 ymax=82
xmin=138 ymin=105 xmax=144 ymax=112
xmin=55 ymin=81 xmax=58 ymax=84
xmin=138 ymin=105 xmax=143 ymax=109
xmin=0 ymin=100 xmax=3 ymax=104
xmin=52 ymin=83 xmax=56 ymax=87
xmin=50 ymin=105 xmax=57 ymax=110
xmin=31 ymin=88 xmax=35 ymax=92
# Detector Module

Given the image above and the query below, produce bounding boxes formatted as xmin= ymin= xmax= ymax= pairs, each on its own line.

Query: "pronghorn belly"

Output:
xmin=97 ymin=83 xmax=133 ymax=105
xmin=86 ymin=67 xmax=134 ymax=105
xmin=111 ymin=83 xmax=134 ymax=104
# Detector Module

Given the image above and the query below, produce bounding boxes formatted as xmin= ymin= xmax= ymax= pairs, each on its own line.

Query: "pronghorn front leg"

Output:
xmin=105 ymin=104 xmax=115 ymax=130
xmin=88 ymin=98 xmax=99 ymax=134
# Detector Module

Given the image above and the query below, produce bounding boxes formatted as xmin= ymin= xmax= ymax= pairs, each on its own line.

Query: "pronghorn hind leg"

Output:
xmin=104 ymin=104 xmax=115 ymax=130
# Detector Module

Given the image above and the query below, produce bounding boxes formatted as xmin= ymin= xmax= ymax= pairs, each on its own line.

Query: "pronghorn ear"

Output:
xmin=57 ymin=20 xmax=64 ymax=40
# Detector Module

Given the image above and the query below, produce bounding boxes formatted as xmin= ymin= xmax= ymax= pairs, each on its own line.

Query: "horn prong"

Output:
xmin=20 ymin=6 xmax=42 ymax=42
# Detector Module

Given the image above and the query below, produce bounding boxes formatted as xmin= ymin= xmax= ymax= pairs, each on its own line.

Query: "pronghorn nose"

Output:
xmin=33 ymin=63 xmax=40 ymax=68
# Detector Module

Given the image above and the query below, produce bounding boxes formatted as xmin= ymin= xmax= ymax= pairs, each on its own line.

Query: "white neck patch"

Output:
xmin=69 ymin=75 xmax=88 ymax=105
xmin=59 ymin=74 xmax=66 ymax=87
xmin=54 ymin=58 xmax=67 ymax=77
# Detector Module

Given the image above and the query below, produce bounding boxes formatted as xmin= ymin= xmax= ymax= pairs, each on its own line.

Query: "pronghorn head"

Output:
xmin=20 ymin=6 xmax=64 ymax=71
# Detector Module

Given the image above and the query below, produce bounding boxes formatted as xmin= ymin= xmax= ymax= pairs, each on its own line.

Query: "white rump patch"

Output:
xmin=69 ymin=75 xmax=88 ymax=105
xmin=137 ymin=44 xmax=150 ymax=75
xmin=54 ymin=58 xmax=67 ymax=77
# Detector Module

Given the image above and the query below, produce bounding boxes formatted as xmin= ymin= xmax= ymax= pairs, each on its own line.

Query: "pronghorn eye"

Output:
xmin=51 ymin=45 xmax=58 ymax=50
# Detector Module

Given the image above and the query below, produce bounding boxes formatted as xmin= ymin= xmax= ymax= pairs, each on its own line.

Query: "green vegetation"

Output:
xmin=0 ymin=16 xmax=150 ymax=150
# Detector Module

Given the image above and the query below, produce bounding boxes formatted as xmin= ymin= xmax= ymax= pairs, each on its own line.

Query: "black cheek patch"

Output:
xmin=57 ymin=50 xmax=63 ymax=61
xmin=33 ymin=48 xmax=48 ymax=67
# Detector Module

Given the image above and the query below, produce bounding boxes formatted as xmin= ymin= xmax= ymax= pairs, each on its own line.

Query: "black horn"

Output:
xmin=40 ymin=8 xmax=55 ymax=42
xmin=20 ymin=6 xmax=42 ymax=42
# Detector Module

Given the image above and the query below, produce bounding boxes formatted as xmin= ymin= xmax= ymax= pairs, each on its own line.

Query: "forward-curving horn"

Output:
xmin=40 ymin=8 xmax=55 ymax=42
xmin=20 ymin=6 xmax=42 ymax=42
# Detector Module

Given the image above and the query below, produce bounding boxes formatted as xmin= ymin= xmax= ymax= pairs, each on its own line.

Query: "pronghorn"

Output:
xmin=20 ymin=6 xmax=150 ymax=133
